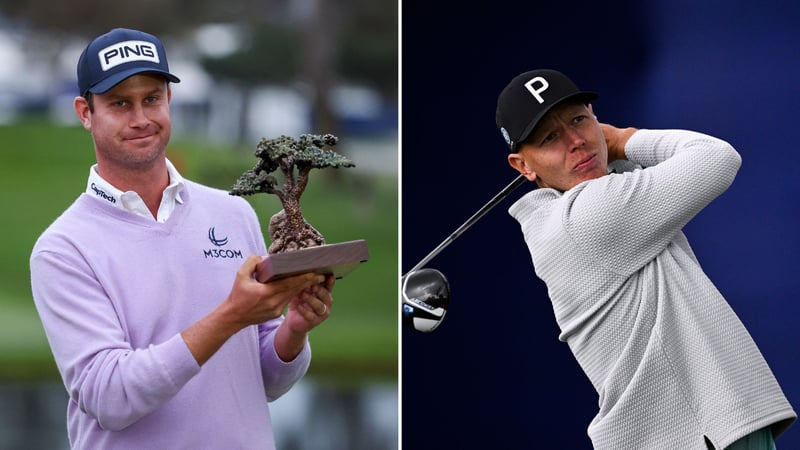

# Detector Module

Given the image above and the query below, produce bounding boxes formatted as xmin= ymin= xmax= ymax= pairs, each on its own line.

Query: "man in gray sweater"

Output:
xmin=496 ymin=69 xmax=795 ymax=449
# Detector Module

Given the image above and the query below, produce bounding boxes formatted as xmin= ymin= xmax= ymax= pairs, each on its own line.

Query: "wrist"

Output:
xmin=181 ymin=302 xmax=244 ymax=366
xmin=274 ymin=321 xmax=309 ymax=362
xmin=616 ymin=127 xmax=638 ymax=160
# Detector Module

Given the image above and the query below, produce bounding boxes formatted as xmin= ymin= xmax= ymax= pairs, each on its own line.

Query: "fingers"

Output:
xmin=279 ymin=274 xmax=334 ymax=334
xmin=295 ymin=283 xmax=333 ymax=321
xmin=299 ymin=297 xmax=329 ymax=317
xmin=238 ymin=254 xmax=262 ymax=279
xmin=323 ymin=274 xmax=335 ymax=291
xmin=303 ymin=283 xmax=332 ymax=311
xmin=233 ymin=256 xmax=323 ymax=305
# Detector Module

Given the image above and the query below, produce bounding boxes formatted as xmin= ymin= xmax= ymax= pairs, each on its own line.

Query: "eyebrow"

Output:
xmin=530 ymin=116 xmax=559 ymax=141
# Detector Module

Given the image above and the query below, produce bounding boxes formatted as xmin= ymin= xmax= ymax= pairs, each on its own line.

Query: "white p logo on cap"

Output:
xmin=524 ymin=76 xmax=549 ymax=104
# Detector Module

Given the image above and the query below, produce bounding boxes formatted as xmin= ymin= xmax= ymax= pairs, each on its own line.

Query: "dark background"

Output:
xmin=401 ymin=0 xmax=800 ymax=448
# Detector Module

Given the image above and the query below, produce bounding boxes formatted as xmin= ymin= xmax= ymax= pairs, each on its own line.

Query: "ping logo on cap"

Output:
xmin=98 ymin=40 xmax=159 ymax=72
xmin=524 ymin=76 xmax=549 ymax=104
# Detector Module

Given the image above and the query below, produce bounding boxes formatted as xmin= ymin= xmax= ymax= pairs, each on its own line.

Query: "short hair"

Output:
xmin=84 ymin=92 xmax=95 ymax=113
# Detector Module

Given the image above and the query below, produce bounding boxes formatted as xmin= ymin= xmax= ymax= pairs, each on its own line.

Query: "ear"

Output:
xmin=508 ymin=153 xmax=537 ymax=182
xmin=74 ymin=96 xmax=92 ymax=131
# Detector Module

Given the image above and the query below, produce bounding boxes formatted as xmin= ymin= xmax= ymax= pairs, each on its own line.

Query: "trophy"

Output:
xmin=230 ymin=133 xmax=369 ymax=282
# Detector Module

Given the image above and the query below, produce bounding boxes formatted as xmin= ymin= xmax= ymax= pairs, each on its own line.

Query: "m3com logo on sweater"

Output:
xmin=204 ymin=227 xmax=243 ymax=259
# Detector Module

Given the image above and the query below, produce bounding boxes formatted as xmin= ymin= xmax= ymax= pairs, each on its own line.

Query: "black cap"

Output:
xmin=496 ymin=69 xmax=598 ymax=151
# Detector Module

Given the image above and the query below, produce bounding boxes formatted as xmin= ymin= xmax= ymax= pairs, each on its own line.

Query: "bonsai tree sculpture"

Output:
xmin=230 ymin=133 xmax=355 ymax=254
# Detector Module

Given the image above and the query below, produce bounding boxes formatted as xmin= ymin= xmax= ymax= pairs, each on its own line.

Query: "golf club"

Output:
xmin=402 ymin=174 xmax=527 ymax=332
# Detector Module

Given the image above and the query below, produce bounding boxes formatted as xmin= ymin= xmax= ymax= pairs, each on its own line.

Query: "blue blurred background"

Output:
xmin=402 ymin=0 xmax=800 ymax=448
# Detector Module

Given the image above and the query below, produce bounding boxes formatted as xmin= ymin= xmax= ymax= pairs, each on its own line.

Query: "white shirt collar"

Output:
xmin=86 ymin=158 xmax=186 ymax=223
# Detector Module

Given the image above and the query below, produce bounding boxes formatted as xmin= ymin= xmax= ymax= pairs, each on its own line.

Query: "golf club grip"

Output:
xmin=405 ymin=174 xmax=526 ymax=275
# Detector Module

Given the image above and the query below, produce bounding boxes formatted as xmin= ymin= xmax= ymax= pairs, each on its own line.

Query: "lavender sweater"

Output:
xmin=509 ymin=130 xmax=795 ymax=449
xmin=30 ymin=180 xmax=311 ymax=449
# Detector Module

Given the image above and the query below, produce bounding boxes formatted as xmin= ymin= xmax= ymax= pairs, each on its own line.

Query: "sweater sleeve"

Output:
xmin=30 ymin=244 xmax=201 ymax=431
xmin=564 ymin=129 xmax=741 ymax=275
xmin=258 ymin=318 xmax=311 ymax=401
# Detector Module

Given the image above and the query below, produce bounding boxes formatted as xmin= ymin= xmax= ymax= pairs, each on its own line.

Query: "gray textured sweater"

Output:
xmin=509 ymin=129 xmax=795 ymax=449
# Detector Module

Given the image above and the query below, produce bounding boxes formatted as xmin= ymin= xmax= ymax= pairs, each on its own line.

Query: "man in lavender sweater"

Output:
xmin=30 ymin=28 xmax=334 ymax=449
xmin=496 ymin=69 xmax=795 ymax=449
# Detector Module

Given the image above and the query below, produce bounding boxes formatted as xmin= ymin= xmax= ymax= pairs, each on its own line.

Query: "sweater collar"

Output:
xmin=85 ymin=158 xmax=186 ymax=222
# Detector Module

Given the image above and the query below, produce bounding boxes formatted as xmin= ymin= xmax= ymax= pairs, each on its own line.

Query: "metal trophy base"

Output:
xmin=255 ymin=240 xmax=369 ymax=282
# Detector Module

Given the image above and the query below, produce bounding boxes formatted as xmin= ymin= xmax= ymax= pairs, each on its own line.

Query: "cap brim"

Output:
xmin=86 ymin=67 xmax=180 ymax=96
xmin=515 ymin=91 xmax=598 ymax=150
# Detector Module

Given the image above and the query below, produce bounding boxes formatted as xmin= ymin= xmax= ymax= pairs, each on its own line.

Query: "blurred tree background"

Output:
xmin=0 ymin=0 xmax=397 ymax=142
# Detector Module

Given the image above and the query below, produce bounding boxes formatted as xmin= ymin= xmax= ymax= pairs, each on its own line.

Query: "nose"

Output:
xmin=565 ymin=127 xmax=586 ymax=151
xmin=129 ymin=104 xmax=150 ymax=128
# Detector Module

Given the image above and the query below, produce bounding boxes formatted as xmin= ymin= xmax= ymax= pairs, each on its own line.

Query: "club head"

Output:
xmin=402 ymin=268 xmax=450 ymax=332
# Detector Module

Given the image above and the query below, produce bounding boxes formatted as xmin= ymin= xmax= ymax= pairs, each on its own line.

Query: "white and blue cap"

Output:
xmin=496 ymin=69 xmax=597 ymax=151
xmin=77 ymin=28 xmax=180 ymax=97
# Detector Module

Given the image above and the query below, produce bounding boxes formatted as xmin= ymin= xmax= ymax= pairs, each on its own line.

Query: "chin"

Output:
xmin=584 ymin=167 xmax=607 ymax=181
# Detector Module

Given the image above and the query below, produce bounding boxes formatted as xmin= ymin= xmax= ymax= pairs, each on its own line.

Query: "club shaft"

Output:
xmin=406 ymin=174 xmax=526 ymax=275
